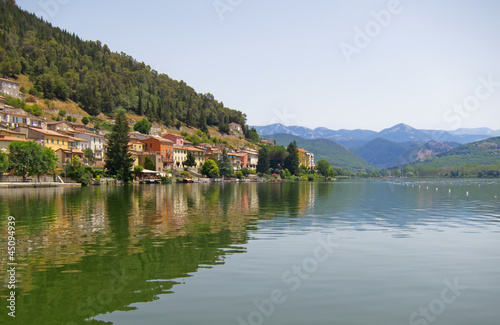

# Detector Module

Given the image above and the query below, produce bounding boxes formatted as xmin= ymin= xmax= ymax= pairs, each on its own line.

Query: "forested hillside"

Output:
xmin=268 ymin=133 xmax=373 ymax=171
xmin=0 ymin=1 xmax=249 ymax=133
xmin=416 ymin=137 xmax=500 ymax=167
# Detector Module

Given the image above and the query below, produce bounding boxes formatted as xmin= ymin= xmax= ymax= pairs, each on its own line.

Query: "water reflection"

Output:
xmin=0 ymin=180 xmax=498 ymax=324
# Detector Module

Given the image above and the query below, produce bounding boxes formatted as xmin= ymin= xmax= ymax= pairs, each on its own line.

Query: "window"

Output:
xmin=51 ymin=139 xmax=54 ymax=144
xmin=62 ymin=141 xmax=65 ymax=145
xmin=57 ymin=140 xmax=59 ymax=144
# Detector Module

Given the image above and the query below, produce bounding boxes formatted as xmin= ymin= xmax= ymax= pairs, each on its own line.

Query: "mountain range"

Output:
xmin=254 ymin=123 xmax=500 ymax=148
xmin=256 ymin=123 xmax=500 ymax=169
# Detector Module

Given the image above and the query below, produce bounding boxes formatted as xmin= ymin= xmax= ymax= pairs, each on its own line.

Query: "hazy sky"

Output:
xmin=16 ymin=0 xmax=500 ymax=131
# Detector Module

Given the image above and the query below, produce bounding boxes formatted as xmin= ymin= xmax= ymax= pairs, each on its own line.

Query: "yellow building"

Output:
xmin=298 ymin=148 xmax=315 ymax=170
xmin=15 ymin=127 xmax=72 ymax=151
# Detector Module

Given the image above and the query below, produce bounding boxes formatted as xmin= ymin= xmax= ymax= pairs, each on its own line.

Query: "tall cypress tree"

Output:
xmin=105 ymin=109 xmax=134 ymax=183
xmin=256 ymin=145 xmax=270 ymax=174
xmin=218 ymin=148 xmax=234 ymax=178
xmin=284 ymin=141 xmax=299 ymax=176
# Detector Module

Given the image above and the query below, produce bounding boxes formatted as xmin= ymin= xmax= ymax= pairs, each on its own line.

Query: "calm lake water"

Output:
xmin=1 ymin=180 xmax=499 ymax=325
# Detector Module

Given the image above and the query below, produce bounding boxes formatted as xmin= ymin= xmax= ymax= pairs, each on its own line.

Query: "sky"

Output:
xmin=15 ymin=0 xmax=500 ymax=131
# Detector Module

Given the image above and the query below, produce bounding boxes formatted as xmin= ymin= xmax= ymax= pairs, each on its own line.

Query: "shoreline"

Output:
xmin=0 ymin=182 xmax=81 ymax=188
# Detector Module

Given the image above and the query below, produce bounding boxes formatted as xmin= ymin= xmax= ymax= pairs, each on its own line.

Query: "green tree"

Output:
xmin=144 ymin=155 xmax=155 ymax=170
xmin=64 ymin=156 xmax=92 ymax=186
xmin=42 ymin=147 xmax=58 ymax=179
xmin=0 ymin=152 xmax=9 ymax=173
xmin=257 ymin=146 xmax=270 ymax=174
xmin=134 ymin=118 xmax=152 ymax=135
xmin=184 ymin=151 xmax=196 ymax=167
xmin=316 ymin=159 xmax=331 ymax=176
xmin=133 ymin=165 xmax=144 ymax=179
xmin=268 ymin=146 xmax=288 ymax=171
xmin=284 ymin=141 xmax=299 ymax=176
xmin=200 ymin=159 xmax=220 ymax=178
xmin=81 ymin=116 xmax=90 ymax=125
xmin=104 ymin=109 xmax=134 ymax=183
xmin=83 ymin=148 xmax=95 ymax=166
xmin=8 ymin=141 xmax=57 ymax=180
xmin=218 ymin=148 xmax=234 ymax=178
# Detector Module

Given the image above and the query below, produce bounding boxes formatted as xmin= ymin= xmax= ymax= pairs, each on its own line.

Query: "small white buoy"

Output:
xmin=466 ymin=192 xmax=469 ymax=196
xmin=427 ymin=186 xmax=429 ymax=190
xmin=436 ymin=188 xmax=439 ymax=191
xmin=449 ymin=189 xmax=451 ymax=193
xmin=419 ymin=185 xmax=421 ymax=189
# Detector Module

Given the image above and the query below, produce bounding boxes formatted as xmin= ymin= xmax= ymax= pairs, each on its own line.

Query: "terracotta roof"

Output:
xmin=74 ymin=131 xmax=104 ymax=138
xmin=28 ymin=127 xmax=71 ymax=138
xmin=185 ymin=146 xmax=205 ymax=152
xmin=68 ymin=136 xmax=88 ymax=142
xmin=0 ymin=78 xmax=19 ymax=85
xmin=0 ymin=129 xmax=25 ymax=136
xmin=0 ymin=136 xmax=29 ymax=142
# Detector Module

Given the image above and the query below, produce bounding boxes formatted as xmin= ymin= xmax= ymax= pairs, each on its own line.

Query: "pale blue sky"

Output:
xmin=16 ymin=0 xmax=500 ymax=131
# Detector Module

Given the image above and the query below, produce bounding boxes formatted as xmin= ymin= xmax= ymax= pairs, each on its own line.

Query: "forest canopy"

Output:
xmin=0 ymin=1 xmax=248 ymax=131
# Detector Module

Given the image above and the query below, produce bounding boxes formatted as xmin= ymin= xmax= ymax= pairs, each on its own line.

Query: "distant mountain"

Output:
xmin=351 ymin=138 xmax=423 ymax=169
xmin=266 ymin=133 xmax=373 ymax=171
xmin=416 ymin=137 xmax=500 ymax=167
xmin=377 ymin=124 xmax=432 ymax=143
xmin=254 ymin=123 xmax=495 ymax=147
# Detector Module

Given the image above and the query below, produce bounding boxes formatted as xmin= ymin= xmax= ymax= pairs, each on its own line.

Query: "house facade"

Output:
xmin=140 ymin=137 xmax=173 ymax=168
xmin=298 ymin=148 xmax=315 ymax=170
xmin=163 ymin=134 xmax=184 ymax=146
xmin=74 ymin=132 xmax=105 ymax=161
xmin=0 ymin=78 xmax=20 ymax=98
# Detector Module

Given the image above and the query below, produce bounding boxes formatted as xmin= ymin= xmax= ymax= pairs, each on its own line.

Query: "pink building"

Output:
xmin=163 ymin=134 xmax=184 ymax=146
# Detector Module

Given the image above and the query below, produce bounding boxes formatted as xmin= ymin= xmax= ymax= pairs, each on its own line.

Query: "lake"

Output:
xmin=0 ymin=180 xmax=499 ymax=325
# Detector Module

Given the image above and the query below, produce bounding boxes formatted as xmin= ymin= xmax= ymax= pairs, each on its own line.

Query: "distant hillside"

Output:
xmin=352 ymin=138 xmax=423 ymax=169
xmin=0 ymin=1 xmax=248 ymax=133
xmin=416 ymin=137 xmax=500 ymax=167
xmin=266 ymin=133 xmax=373 ymax=171
xmin=414 ymin=140 xmax=457 ymax=161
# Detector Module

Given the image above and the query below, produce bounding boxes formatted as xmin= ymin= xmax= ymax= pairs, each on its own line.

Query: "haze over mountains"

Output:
xmin=254 ymin=123 xmax=500 ymax=148
xmin=256 ymin=123 xmax=500 ymax=169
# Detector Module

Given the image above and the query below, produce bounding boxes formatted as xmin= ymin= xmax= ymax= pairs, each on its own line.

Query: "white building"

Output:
xmin=0 ymin=78 xmax=20 ymax=98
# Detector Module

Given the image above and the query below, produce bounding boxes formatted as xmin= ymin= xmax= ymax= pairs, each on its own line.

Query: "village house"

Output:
xmin=298 ymin=148 xmax=315 ymax=170
xmin=74 ymin=131 xmax=105 ymax=161
xmin=140 ymin=136 xmax=173 ymax=168
xmin=229 ymin=122 xmax=242 ymax=133
xmin=261 ymin=139 xmax=275 ymax=146
xmin=228 ymin=152 xmax=247 ymax=170
xmin=0 ymin=78 xmax=20 ymax=98
xmin=138 ymin=153 xmax=164 ymax=172
xmin=238 ymin=147 xmax=259 ymax=170
xmin=0 ymin=129 xmax=26 ymax=139
xmin=55 ymin=148 xmax=84 ymax=168
xmin=0 ymin=135 xmax=29 ymax=153
xmin=47 ymin=121 xmax=75 ymax=132
xmin=163 ymin=133 xmax=184 ymax=146
xmin=186 ymin=147 xmax=206 ymax=168
xmin=14 ymin=126 xmax=72 ymax=151
xmin=128 ymin=139 xmax=145 ymax=166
